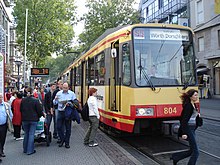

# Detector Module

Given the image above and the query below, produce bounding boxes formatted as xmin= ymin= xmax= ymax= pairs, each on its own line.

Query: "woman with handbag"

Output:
xmin=171 ymin=89 xmax=200 ymax=165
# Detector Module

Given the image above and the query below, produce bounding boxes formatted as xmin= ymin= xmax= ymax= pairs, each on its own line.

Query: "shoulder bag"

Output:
xmin=4 ymin=103 xmax=14 ymax=132
xmin=196 ymin=115 xmax=203 ymax=127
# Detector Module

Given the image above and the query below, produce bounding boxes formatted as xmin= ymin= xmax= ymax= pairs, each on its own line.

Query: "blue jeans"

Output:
xmin=22 ymin=121 xmax=37 ymax=154
xmin=172 ymin=126 xmax=199 ymax=165
xmin=46 ymin=114 xmax=52 ymax=133
xmin=57 ymin=111 xmax=71 ymax=145
xmin=53 ymin=109 xmax=58 ymax=137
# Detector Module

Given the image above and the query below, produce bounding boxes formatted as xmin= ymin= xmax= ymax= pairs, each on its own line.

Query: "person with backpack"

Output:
xmin=84 ymin=88 xmax=100 ymax=147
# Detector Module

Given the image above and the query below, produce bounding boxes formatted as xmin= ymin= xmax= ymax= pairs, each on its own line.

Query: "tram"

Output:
xmin=61 ymin=24 xmax=199 ymax=134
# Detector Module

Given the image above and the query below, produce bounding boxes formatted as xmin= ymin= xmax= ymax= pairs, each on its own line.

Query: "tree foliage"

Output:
xmin=13 ymin=0 xmax=76 ymax=67
xmin=44 ymin=52 xmax=79 ymax=82
xmin=78 ymin=0 xmax=140 ymax=51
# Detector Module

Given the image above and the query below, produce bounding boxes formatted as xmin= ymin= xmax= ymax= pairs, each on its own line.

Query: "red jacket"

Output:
xmin=12 ymin=98 xmax=22 ymax=125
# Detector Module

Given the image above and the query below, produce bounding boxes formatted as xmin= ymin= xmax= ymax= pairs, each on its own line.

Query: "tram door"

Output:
xmin=81 ymin=60 xmax=87 ymax=105
xmin=109 ymin=40 xmax=119 ymax=111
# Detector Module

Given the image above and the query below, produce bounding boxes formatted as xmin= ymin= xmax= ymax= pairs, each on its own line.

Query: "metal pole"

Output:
xmin=17 ymin=65 xmax=20 ymax=90
xmin=24 ymin=9 xmax=28 ymax=85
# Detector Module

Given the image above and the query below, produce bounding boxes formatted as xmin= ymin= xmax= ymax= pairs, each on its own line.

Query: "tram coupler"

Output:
xmin=162 ymin=120 xmax=180 ymax=136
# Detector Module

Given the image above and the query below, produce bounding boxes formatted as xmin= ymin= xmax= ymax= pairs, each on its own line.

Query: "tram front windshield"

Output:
xmin=133 ymin=27 xmax=196 ymax=87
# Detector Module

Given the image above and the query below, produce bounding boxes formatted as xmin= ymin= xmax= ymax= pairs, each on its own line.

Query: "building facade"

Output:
xmin=139 ymin=0 xmax=189 ymax=25
xmin=190 ymin=0 xmax=220 ymax=97
xmin=1 ymin=0 xmax=23 ymax=90
xmin=10 ymin=25 xmax=23 ymax=88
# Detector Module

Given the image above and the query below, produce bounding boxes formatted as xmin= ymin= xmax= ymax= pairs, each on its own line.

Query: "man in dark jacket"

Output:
xmin=20 ymin=87 xmax=44 ymax=155
xmin=51 ymin=80 xmax=63 ymax=140
xmin=44 ymin=83 xmax=56 ymax=135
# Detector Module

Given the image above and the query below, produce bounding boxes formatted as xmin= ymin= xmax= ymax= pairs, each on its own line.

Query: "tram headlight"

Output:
xmin=136 ymin=108 xmax=154 ymax=116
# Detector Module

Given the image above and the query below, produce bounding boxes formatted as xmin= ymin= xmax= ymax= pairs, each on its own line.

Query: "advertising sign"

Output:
xmin=0 ymin=53 xmax=4 ymax=96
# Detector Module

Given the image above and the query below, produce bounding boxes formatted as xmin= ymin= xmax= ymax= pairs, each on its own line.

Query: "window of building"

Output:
xmin=198 ymin=37 xmax=204 ymax=52
xmin=164 ymin=0 xmax=169 ymax=6
xmin=154 ymin=0 xmax=159 ymax=11
xmin=148 ymin=4 xmax=153 ymax=16
xmin=143 ymin=0 xmax=148 ymax=4
xmin=196 ymin=0 xmax=204 ymax=25
xmin=159 ymin=0 xmax=164 ymax=9
xmin=218 ymin=30 xmax=220 ymax=48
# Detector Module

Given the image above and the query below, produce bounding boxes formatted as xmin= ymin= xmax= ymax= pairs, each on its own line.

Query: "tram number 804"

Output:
xmin=163 ymin=107 xmax=177 ymax=115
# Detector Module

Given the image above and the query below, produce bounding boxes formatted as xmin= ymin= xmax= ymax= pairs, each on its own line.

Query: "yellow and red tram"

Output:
xmin=62 ymin=24 xmax=199 ymax=134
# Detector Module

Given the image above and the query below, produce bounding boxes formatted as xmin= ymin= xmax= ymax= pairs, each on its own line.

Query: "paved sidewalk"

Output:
xmin=2 ymin=121 xmax=157 ymax=165
xmin=200 ymin=98 xmax=220 ymax=121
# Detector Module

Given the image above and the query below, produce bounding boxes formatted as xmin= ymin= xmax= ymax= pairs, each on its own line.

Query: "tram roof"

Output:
xmin=62 ymin=23 xmax=193 ymax=75
xmin=89 ymin=25 xmax=129 ymax=49
xmin=89 ymin=23 xmax=193 ymax=51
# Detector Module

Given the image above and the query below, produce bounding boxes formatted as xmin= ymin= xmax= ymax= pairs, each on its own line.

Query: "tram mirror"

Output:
xmin=111 ymin=48 xmax=117 ymax=58
xmin=122 ymin=43 xmax=129 ymax=52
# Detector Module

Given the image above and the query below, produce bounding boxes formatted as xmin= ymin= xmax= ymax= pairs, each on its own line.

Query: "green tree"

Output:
xmin=78 ymin=0 xmax=140 ymax=51
xmin=13 ymin=0 xmax=76 ymax=67
xmin=44 ymin=52 xmax=79 ymax=81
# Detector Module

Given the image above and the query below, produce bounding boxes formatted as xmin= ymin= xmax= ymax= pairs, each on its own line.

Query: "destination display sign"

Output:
xmin=150 ymin=29 xmax=189 ymax=41
xmin=31 ymin=68 xmax=49 ymax=75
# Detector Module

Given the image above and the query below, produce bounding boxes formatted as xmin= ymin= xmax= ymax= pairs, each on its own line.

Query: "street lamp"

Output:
xmin=14 ymin=59 xmax=22 ymax=90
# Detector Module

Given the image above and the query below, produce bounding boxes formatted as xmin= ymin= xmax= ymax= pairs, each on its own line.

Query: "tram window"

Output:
xmin=96 ymin=53 xmax=105 ymax=85
xmin=86 ymin=61 xmax=89 ymax=85
xmin=79 ymin=64 xmax=82 ymax=85
xmin=75 ymin=67 xmax=80 ymax=86
xmin=122 ymin=43 xmax=131 ymax=85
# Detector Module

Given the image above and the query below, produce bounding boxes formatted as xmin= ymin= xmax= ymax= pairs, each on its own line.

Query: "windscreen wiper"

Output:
xmin=182 ymin=75 xmax=194 ymax=90
xmin=138 ymin=65 xmax=156 ymax=91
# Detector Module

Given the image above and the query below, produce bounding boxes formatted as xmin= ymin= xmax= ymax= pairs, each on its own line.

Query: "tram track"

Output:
xmin=171 ymin=135 xmax=220 ymax=162
xmin=197 ymin=129 xmax=220 ymax=137
xmin=112 ymin=132 xmax=220 ymax=165
xmin=117 ymin=135 xmax=189 ymax=165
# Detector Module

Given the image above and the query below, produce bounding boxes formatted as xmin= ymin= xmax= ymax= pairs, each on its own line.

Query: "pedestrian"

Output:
xmin=171 ymin=89 xmax=200 ymax=165
xmin=84 ymin=87 xmax=100 ymax=147
xmin=22 ymin=86 xmax=28 ymax=97
xmin=6 ymin=89 xmax=12 ymax=101
xmin=44 ymin=83 xmax=56 ymax=136
xmin=20 ymin=87 xmax=45 ymax=155
xmin=33 ymin=86 xmax=39 ymax=98
xmin=51 ymin=80 xmax=63 ymax=140
xmin=0 ymin=93 xmax=13 ymax=159
xmin=53 ymin=82 xmax=76 ymax=149
xmin=11 ymin=92 xmax=23 ymax=140
xmin=9 ymin=91 xmax=16 ymax=105
xmin=37 ymin=87 xmax=45 ymax=111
